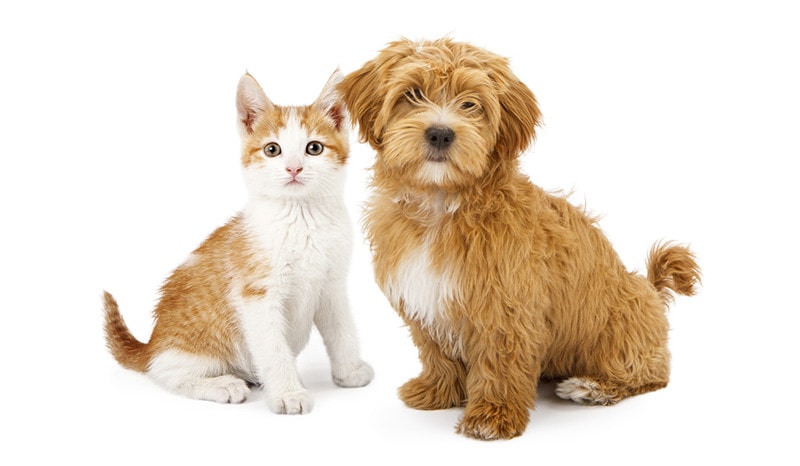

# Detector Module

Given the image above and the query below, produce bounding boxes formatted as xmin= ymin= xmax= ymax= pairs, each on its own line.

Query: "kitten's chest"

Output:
xmin=248 ymin=201 xmax=349 ymax=279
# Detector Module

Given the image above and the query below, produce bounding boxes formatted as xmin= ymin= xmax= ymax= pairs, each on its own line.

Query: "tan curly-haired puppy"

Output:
xmin=340 ymin=37 xmax=701 ymax=440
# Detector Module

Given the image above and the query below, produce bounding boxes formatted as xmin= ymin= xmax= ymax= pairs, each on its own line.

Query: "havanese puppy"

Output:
xmin=340 ymin=37 xmax=701 ymax=440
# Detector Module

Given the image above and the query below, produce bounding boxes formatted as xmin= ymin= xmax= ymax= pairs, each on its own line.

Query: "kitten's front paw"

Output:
xmin=268 ymin=390 xmax=314 ymax=415
xmin=333 ymin=361 xmax=374 ymax=388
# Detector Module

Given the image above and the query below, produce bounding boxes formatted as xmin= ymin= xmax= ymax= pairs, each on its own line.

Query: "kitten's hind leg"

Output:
xmin=314 ymin=283 xmax=374 ymax=388
xmin=148 ymin=350 xmax=250 ymax=403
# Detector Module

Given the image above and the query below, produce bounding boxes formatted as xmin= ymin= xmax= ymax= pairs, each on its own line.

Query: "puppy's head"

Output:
xmin=340 ymin=38 xmax=541 ymax=191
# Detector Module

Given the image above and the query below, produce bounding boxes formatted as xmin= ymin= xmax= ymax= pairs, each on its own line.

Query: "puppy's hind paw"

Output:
xmin=555 ymin=377 xmax=620 ymax=406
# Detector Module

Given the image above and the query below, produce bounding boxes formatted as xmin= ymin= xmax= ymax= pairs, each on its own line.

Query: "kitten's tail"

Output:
xmin=646 ymin=241 xmax=702 ymax=305
xmin=102 ymin=291 xmax=150 ymax=372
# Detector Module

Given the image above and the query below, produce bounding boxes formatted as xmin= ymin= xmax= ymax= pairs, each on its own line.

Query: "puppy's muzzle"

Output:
xmin=425 ymin=126 xmax=455 ymax=161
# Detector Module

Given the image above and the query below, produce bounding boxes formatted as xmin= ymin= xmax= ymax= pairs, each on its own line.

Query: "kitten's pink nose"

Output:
xmin=286 ymin=167 xmax=303 ymax=176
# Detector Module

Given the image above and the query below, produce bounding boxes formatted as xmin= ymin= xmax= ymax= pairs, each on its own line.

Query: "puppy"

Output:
xmin=340 ymin=38 xmax=701 ymax=440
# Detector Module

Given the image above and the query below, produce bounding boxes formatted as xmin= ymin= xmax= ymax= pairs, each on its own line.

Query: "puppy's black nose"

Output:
xmin=425 ymin=126 xmax=455 ymax=151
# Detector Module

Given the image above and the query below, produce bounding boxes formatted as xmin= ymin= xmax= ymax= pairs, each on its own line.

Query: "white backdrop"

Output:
xmin=1 ymin=1 xmax=797 ymax=464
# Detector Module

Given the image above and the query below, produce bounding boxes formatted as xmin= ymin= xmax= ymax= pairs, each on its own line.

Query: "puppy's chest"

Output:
xmin=382 ymin=239 xmax=458 ymax=329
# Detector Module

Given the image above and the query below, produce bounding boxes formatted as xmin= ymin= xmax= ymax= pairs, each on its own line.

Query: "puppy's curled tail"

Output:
xmin=646 ymin=241 xmax=701 ymax=305
xmin=103 ymin=291 xmax=150 ymax=372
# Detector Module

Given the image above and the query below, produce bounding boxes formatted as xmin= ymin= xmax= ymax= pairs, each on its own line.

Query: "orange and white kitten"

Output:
xmin=103 ymin=70 xmax=373 ymax=414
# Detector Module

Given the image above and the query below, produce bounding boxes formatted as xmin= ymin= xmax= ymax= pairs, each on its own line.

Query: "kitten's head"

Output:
xmin=236 ymin=70 xmax=349 ymax=200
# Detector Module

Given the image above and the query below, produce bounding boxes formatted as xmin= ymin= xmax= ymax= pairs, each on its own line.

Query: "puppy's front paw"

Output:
xmin=456 ymin=401 xmax=529 ymax=440
xmin=399 ymin=375 xmax=465 ymax=410
xmin=268 ymin=389 xmax=314 ymax=415
xmin=333 ymin=361 xmax=374 ymax=388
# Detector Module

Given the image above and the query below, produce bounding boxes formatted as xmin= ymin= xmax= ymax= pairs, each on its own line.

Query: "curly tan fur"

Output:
xmin=340 ymin=38 xmax=701 ymax=440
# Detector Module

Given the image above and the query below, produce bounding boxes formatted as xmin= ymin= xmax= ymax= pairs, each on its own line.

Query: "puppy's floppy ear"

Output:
xmin=236 ymin=72 xmax=273 ymax=136
xmin=490 ymin=60 xmax=542 ymax=158
xmin=339 ymin=60 xmax=386 ymax=149
xmin=339 ymin=40 xmax=413 ymax=149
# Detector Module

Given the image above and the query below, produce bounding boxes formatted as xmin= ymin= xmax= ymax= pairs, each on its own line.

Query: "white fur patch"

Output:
xmin=417 ymin=162 xmax=450 ymax=185
xmin=148 ymin=349 xmax=250 ymax=403
xmin=384 ymin=241 xmax=456 ymax=329
xmin=232 ymin=191 xmax=370 ymax=414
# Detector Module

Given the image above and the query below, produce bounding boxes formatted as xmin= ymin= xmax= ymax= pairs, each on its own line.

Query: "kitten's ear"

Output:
xmin=314 ymin=69 xmax=348 ymax=132
xmin=236 ymin=72 xmax=273 ymax=135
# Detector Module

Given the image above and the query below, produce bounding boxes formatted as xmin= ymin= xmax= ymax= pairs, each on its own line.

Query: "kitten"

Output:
xmin=103 ymin=70 xmax=373 ymax=414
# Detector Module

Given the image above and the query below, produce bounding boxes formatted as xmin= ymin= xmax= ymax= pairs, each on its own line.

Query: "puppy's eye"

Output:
xmin=461 ymin=101 xmax=476 ymax=110
xmin=263 ymin=143 xmax=281 ymax=157
xmin=404 ymin=88 xmax=424 ymax=103
xmin=306 ymin=141 xmax=324 ymax=156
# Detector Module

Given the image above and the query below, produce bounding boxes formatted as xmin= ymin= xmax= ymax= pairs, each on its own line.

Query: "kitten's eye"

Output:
xmin=404 ymin=88 xmax=424 ymax=103
xmin=461 ymin=101 xmax=476 ymax=110
xmin=263 ymin=143 xmax=281 ymax=157
xmin=306 ymin=141 xmax=324 ymax=156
